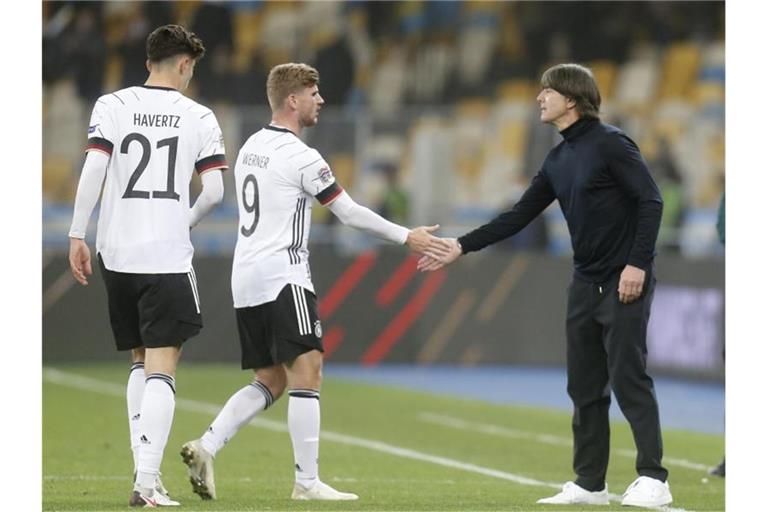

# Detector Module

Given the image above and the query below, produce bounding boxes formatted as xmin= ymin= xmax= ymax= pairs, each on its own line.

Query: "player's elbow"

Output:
xmin=203 ymin=173 xmax=225 ymax=205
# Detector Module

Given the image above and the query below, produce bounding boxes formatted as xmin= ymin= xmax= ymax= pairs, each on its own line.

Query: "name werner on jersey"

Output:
xmin=241 ymin=153 xmax=270 ymax=169
xmin=133 ymin=113 xmax=181 ymax=128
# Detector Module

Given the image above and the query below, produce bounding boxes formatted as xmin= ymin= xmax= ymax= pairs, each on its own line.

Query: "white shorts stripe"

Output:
xmin=297 ymin=284 xmax=311 ymax=334
xmin=290 ymin=285 xmax=308 ymax=335
xmin=187 ymin=273 xmax=201 ymax=314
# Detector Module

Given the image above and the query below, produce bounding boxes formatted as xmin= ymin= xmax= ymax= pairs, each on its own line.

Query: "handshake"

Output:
xmin=405 ymin=225 xmax=463 ymax=272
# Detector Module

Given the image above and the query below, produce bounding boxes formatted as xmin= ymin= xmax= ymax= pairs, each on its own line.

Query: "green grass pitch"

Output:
xmin=43 ymin=364 xmax=724 ymax=511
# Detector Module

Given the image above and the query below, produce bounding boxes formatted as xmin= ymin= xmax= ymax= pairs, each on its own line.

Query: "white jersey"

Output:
xmin=86 ymin=85 xmax=227 ymax=273
xmin=231 ymin=125 xmax=344 ymax=308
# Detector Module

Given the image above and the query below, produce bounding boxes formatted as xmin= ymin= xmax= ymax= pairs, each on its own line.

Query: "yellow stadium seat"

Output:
xmin=658 ymin=43 xmax=701 ymax=99
xmin=233 ymin=10 xmax=263 ymax=73
xmin=588 ymin=60 xmax=618 ymax=100
xmin=496 ymin=79 xmax=534 ymax=102
xmin=43 ymin=158 xmax=77 ymax=203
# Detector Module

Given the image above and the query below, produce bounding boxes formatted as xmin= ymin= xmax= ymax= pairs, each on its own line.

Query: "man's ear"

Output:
xmin=145 ymin=59 xmax=152 ymax=73
xmin=566 ymin=97 xmax=578 ymax=110
xmin=287 ymin=93 xmax=298 ymax=110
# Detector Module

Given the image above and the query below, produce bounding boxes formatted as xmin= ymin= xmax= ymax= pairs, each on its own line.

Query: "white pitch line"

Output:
xmin=420 ymin=412 xmax=712 ymax=472
xmin=44 ymin=475 xmax=130 ymax=481
xmin=43 ymin=368 xmax=691 ymax=511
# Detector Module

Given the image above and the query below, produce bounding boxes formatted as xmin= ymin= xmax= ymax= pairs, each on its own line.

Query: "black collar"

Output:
xmin=139 ymin=85 xmax=177 ymax=91
xmin=560 ymin=117 xmax=599 ymax=141
xmin=264 ymin=124 xmax=297 ymax=136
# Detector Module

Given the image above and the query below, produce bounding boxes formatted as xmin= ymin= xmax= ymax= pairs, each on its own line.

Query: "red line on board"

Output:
xmin=361 ymin=269 xmax=446 ymax=366
xmin=318 ymin=251 xmax=377 ymax=319
xmin=376 ymin=254 xmax=419 ymax=307
xmin=322 ymin=326 xmax=345 ymax=358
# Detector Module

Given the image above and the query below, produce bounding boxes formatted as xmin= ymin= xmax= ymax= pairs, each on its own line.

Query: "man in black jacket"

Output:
xmin=420 ymin=63 xmax=672 ymax=508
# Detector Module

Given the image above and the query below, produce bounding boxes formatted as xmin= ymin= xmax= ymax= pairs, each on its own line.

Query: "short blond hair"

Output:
xmin=266 ymin=63 xmax=320 ymax=111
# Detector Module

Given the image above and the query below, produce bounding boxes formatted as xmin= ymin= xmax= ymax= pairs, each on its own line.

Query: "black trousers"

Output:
xmin=566 ymin=270 xmax=668 ymax=491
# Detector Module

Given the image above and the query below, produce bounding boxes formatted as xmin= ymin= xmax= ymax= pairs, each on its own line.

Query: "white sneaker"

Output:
xmin=153 ymin=476 xmax=180 ymax=507
xmin=291 ymin=480 xmax=359 ymax=501
xmin=129 ymin=486 xmax=157 ymax=508
xmin=621 ymin=476 xmax=672 ymax=507
xmin=180 ymin=439 xmax=216 ymax=500
xmin=537 ymin=481 xmax=609 ymax=505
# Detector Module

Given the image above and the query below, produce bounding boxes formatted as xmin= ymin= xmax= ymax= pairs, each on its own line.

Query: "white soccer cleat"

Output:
xmin=537 ymin=481 xmax=609 ymax=505
xmin=291 ymin=480 xmax=359 ymax=501
xmin=621 ymin=476 xmax=673 ymax=508
xmin=129 ymin=487 xmax=158 ymax=508
xmin=152 ymin=476 xmax=180 ymax=506
xmin=180 ymin=439 xmax=217 ymax=500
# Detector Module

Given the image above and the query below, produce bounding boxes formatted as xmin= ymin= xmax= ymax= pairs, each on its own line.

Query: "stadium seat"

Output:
xmin=587 ymin=60 xmax=618 ymax=100
xmin=658 ymin=42 xmax=701 ymax=100
xmin=233 ymin=10 xmax=263 ymax=73
xmin=615 ymin=44 xmax=660 ymax=110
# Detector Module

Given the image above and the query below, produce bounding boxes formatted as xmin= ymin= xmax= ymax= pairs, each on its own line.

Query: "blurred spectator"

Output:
xmin=649 ymin=137 xmax=686 ymax=252
xmin=43 ymin=2 xmax=73 ymax=83
xmin=313 ymin=27 xmax=355 ymax=106
xmin=190 ymin=1 xmax=234 ymax=102
xmin=374 ymin=162 xmax=409 ymax=225
xmin=43 ymin=2 xmax=107 ymax=104
xmin=118 ymin=3 xmax=173 ymax=89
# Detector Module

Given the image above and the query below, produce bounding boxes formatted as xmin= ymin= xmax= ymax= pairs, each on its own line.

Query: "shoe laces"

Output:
xmin=625 ymin=476 xmax=663 ymax=497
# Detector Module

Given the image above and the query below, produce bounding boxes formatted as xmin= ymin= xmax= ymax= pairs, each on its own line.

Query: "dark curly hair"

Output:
xmin=146 ymin=24 xmax=206 ymax=63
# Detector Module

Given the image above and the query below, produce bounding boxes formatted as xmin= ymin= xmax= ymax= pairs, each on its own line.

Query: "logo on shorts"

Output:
xmin=314 ymin=319 xmax=323 ymax=338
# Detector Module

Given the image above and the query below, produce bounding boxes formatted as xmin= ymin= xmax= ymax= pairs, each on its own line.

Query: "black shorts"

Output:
xmin=98 ymin=254 xmax=203 ymax=351
xmin=236 ymin=284 xmax=324 ymax=370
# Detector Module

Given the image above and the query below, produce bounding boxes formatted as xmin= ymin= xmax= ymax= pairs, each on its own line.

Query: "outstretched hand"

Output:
xmin=405 ymin=224 xmax=443 ymax=254
xmin=69 ymin=237 xmax=93 ymax=286
xmin=417 ymin=237 xmax=462 ymax=271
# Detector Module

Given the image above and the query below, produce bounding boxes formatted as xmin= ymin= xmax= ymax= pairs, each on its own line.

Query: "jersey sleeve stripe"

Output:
xmin=297 ymin=158 xmax=322 ymax=171
xmin=85 ymin=137 xmax=114 ymax=155
xmin=195 ymin=154 xmax=228 ymax=173
xmin=315 ymin=183 xmax=344 ymax=205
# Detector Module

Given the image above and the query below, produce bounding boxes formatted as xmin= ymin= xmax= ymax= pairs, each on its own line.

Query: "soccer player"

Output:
xmin=68 ymin=25 xmax=228 ymax=507
xmin=180 ymin=63 xmax=440 ymax=501
xmin=420 ymin=63 xmax=673 ymax=508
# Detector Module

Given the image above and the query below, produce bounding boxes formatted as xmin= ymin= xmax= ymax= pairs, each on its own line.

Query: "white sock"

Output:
xmin=288 ymin=389 xmax=320 ymax=489
xmin=200 ymin=381 xmax=274 ymax=456
xmin=135 ymin=373 xmax=176 ymax=490
xmin=126 ymin=362 xmax=145 ymax=474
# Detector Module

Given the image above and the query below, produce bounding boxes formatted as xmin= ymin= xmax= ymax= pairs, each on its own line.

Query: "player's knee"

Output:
xmin=286 ymin=363 xmax=322 ymax=390
xmin=254 ymin=366 xmax=287 ymax=399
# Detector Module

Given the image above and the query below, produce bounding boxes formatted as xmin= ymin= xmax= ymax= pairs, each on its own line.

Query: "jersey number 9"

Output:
xmin=240 ymin=174 xmax=260 ymax=237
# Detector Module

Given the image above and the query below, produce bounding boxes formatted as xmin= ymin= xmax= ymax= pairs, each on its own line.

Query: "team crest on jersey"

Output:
xmin=313 ymin=319 xmax=323 ymax=338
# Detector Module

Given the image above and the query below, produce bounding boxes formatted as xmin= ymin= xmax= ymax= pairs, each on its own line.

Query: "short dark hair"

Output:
xmin=146 ymin=24 xmax=205 ymax=63
xmin=541 ymin=63 xmax=601 ymax=119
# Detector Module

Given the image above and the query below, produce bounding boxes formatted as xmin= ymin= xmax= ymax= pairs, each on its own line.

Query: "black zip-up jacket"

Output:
xmin=458 ymin=117 xmax=663 ymax=283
